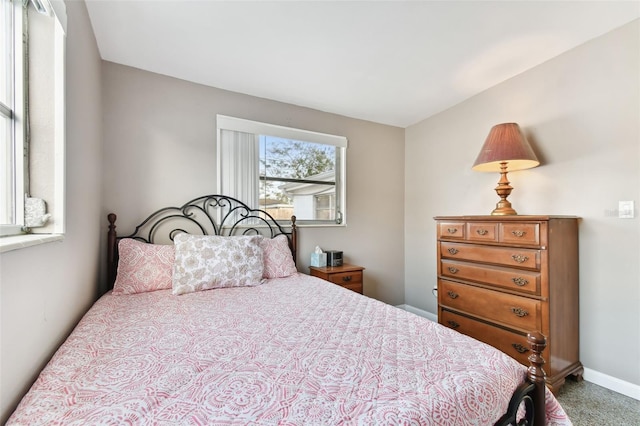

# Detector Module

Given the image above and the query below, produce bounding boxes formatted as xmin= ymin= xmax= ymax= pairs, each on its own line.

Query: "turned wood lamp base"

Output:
xmin=491 ymin=162 xmax=518 ymax=215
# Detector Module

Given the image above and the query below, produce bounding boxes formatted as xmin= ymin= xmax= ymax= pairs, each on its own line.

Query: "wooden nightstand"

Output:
xmin=309 ymin=264 xmax=365 ymax=294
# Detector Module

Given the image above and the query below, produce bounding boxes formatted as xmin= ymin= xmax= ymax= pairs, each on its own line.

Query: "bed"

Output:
xmin=7 ymin=195 xmax=571 ymax=425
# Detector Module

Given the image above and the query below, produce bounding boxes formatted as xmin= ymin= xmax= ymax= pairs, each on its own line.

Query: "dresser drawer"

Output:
xmin=500 ymin=222 xmax=540 ymax=246
xmin=466 ymin=222 xmax=498 ymax=242
xmin=440 ymin=220 xmax=542 ymax=246
xmin=440 ymin=310 xmax=532 ymax=366
xmin=440 ymin=260 xmax=540 ymax=295
xmin=438 ymin=279 xmax=540 ymax=331
xmin=440 ymin=242 xmax=540 ymax=270
xmin=438 ymin=222 xmax=465 ymax=240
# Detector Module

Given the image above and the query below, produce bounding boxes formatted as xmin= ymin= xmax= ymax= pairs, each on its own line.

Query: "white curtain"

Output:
xmin=219 ymin=129 xmax=260 ymax=209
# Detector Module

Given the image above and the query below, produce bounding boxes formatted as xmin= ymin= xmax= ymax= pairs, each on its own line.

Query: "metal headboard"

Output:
xmin=107 ymin=194 xmax=297 ymax=288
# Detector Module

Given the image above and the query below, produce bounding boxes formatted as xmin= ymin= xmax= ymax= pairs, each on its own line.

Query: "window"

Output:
xmin=217 ymin=115 xmax=347 ymax=225
xmin=0 ymin=0 xmax=66 ymax=239
xmin=1 ymin=0 xmax=24 ymax=236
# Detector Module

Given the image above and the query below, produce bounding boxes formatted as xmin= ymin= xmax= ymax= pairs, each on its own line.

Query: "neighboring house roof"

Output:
xmin=279 ymin=170 xmax=335 ymax=196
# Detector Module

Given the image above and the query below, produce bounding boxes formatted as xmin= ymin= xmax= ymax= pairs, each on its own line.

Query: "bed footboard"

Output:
xmin=494 ymin=332 xmax=547 ymax=426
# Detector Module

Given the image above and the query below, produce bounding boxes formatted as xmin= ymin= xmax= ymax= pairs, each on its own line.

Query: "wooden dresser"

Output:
xmin=434 ymin=215 xmax=583 ymax=392
xmin=309 ymin=264 xmax=364 ymax=294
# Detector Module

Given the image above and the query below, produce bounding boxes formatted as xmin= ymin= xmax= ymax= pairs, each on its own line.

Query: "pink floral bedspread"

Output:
xmin=8 ymin=274 xmax=571 ymax=425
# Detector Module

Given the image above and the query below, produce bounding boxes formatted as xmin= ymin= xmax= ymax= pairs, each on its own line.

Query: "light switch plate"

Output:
xmin=619 ymin=201 xmax=634 ymax=218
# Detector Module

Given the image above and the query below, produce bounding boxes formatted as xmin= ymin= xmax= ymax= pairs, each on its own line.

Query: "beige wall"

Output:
xmin=101 ymin=62 xmax=406 ymax=303
xmin=405 ymin=20 xmax=640 ymax=386
xmin=0 ymin=1 xmax=103 ymax=422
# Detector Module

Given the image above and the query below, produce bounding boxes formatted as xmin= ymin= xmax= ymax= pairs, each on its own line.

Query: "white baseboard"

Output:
xmin=395 ymin=304 xmax=437 ymax=322
xmin=583 ymin=367 xmax=640 ymax=401
xmin=397 ymin=304 xmax=640 ymax=401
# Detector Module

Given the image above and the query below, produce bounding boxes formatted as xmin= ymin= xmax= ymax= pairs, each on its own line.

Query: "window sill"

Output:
xmin=0 ymin=233 xmax=64 ymax=253
xmin=296 ymin=222 xmax=347 ymax=228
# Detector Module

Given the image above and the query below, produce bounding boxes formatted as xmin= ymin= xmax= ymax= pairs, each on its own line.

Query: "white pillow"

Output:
xmin=172 ymin=234 xmax=264 ymax=295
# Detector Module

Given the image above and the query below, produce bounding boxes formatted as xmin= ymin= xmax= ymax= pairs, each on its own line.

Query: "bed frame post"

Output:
xmin=527 ymin=332 xmax=547 ymax=426
xmin=107 ymin=213 xmax=117 ymax=287
xmin=290 ymin=215 xmax=297 ymax=265
xmin=493 ymin=332 xmax=547 ymax=426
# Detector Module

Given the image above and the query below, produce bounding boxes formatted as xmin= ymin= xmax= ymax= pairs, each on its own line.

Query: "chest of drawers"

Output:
xmin=434 ymin=215 xmax=583 ymax=392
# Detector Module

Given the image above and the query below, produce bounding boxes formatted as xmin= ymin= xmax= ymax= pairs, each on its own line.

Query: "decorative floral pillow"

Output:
xmin=260 ymin=234 xmax=297 ymax=278
xmin=113 ymin=239 xmax=174 ymax=295
xmin=172 ymin=234 xmax=265 ymax=295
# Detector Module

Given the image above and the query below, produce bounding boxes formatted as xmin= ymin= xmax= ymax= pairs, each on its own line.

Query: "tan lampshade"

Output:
xmin=472 ymin=123 xmax=539 ymax=172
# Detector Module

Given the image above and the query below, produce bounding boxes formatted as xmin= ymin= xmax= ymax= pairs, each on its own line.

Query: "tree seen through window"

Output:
xmin=259 ymin=136 xmax=336 ymax=221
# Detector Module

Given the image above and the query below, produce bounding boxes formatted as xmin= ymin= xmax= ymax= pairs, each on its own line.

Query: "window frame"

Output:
xmin=0 ymin=0 xmax=25 ymax=236
xmin=0 ymin=0 xmax=66 ymax=248
xmin=216 ymin=115 xmax=348 ymax=227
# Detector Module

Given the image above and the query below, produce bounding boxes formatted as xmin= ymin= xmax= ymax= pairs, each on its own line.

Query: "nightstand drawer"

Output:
xmin=309 ymin=264 xmax=365 ymax=294
xmin=439 ymin=279 xmax=540 ymax=331
xmin=440 ymin=310 xmax=531 ymax=366
xmin=340 ymin=282 xmax=363 ymax=293
xmin=440 ymin=242 xmax=540 ymax=270
xmin=440 ymin=260 xmax=541 ymax=296
xmin=327 ymin=270 xmax=362 ymax=286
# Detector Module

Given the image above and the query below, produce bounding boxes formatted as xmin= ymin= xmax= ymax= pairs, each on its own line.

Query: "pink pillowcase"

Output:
xmin=112 ymin=234 xmax=296 ymax=295
xmin=112 ymin=238 xmax=174 ymax=295
xmin=260 ymin=234 xmax=297 ymax=279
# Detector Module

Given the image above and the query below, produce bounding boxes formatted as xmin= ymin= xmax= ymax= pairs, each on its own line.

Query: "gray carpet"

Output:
xmin=555 ymin=379 xmax=640 ymax=425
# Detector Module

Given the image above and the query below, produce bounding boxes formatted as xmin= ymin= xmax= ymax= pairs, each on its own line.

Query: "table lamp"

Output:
xmin=472 ymin=123 xmax=539 ymax=215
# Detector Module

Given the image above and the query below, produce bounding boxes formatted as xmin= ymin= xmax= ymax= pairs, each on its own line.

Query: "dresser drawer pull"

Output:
xmin=476 ymin=229 xmax=488 ymax=236
xmin=447 ymin=228 xmax=458 ymax=234
xmin=511 ymin=307 xmax=529 ymax=317
xmin=511 ymin=254 xmax=529 ymax=263
xmin=447 ymin=267 xmax=459 ymax=274
xmin=511 ymin=277 xmax=529 ymax=286
xmin=511 ymin=230 xmax=527 ymax=238
xmin=447 ymin=320 xmax=460 ymax=329
xmin=447 ymin=248 xmax=459 ymax=255
xmin=447 ymin=291 xmax=459 ymax=299
xmin=512 ymin=343 xmax=530 ymax=354
xmin=342 ymin=276 xmax=353 ymax=282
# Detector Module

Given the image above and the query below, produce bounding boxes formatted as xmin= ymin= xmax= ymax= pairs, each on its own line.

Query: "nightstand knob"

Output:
xmin=447 ymin=228 xmax=458 ymax=234
xmin=342 ymin=276 xmax=352 ymax=282
xmin=447 ymin=248 xmax=459 ymax=255
xmin=447 ymin=291 xmax=459 ymax=299
xmin=511 ymin=230 xmax=527 ymax=238
xmin=476 ymin=229 xmax=488 ymax=236
xmin=447 ymin=320 xmax=460 ymax=329
xmin=447 ymin=267 xmax=459 ymax=274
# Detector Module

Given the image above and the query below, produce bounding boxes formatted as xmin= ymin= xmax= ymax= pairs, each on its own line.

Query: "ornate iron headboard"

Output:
xmin=107 ymin=194 xmax=297 ymax=288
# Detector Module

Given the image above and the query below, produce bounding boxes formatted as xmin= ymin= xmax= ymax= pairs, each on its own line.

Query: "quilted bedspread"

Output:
xmin=8 ymin=274 xmax=571 ymax=425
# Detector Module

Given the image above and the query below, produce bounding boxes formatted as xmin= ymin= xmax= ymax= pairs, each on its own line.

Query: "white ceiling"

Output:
xmin=85 ymin=1 xmax=639 ymax=128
